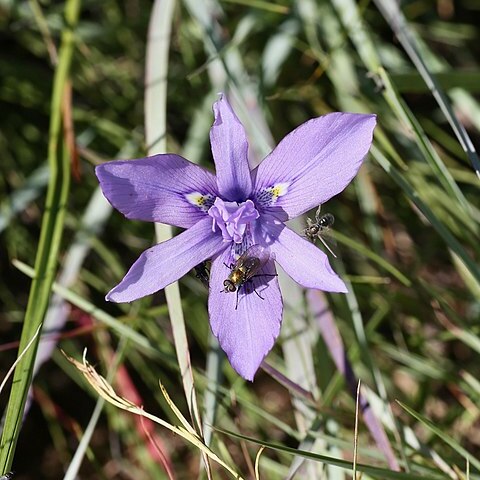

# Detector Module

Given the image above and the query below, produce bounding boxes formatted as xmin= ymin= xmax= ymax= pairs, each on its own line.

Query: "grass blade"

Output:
xmin=65 ymin=352 xmax=243 ymax=479
xmin=216 ymin=427 xmax=447 ymax=480
xmin=12 ymin=259 xmax=173 ymax=363
xmin=373 ymin=0 xmax=480 ymax=179
xmin=308 ymin=290 xmax=401 ymax=471
xmin=397 ymin=401 xmax=480 ymax=472
xmin=329 ymin=0 xmax=472 ymax=211
xmin=0 ymin=0 xmax=81 ymax=471
xmin=145 ymin=1 xmax=207 ymax=472
xmin=371 ymin=145 xmax=480 ymax=285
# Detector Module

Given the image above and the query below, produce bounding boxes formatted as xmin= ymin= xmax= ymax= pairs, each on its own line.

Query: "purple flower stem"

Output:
xmin=307 ymin=289 xmax=401 ymax=471
xmin=260 ymin=361 xmax=316 ymax=403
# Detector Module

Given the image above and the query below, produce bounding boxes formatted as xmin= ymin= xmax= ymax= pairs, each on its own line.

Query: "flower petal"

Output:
xmin=208 ymin=248 xmax=282 ymax=381
xmin=210 ymin=95 xmax=253 ymax=202
xmin=96 ymin=155 xmax=218 ymax=228
xmin=261 ymin=215 xmax=347 ymax=292
xmin=253 ymin=113 xmax=376 ymax=218
xmin=107 ymin=217 xmax=227 ymax=302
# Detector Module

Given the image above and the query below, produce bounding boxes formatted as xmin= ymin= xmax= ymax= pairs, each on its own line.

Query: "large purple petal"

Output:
xmin=252 ymin=113 xmax=376 ymax=218
xmin=210 ymin=95 xmax=253 ymax=202
xmin=96 ymin=155 xmax=218 ymax=228
xmin=208 ymin=247 xmax=282 ymax=381
xmin=107 ymin=217 xmax=227 ymax=302
xmin=260 ymin=214 xmax=347 ymax=293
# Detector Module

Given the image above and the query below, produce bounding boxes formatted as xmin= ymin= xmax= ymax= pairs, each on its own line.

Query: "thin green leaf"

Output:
xmin=331 ymin=231 xmax=411 ymax=287
xmin=216 ymin=427 xmax=449 ymax=480
xmin=397 ymin=401 xmax=480 ymax=472
xmin=373 ymin=0 xmax=480 ymax=179
xmin=329 ymin=0 xmax=473 ymax=211
xmin=12 ymin=259 xmax=173 ymax=364
xmin=371 ymin=145 xmax=480 ymax=286
xmin=0 ymin=0 xmax=81 ymax=471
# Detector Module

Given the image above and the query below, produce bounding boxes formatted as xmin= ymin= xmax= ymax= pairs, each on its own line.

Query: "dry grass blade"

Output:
xmin=0 ymin=325 xmax=42 ymax=396
xmin=158 ymin=381 xmax=197 ymax=436
xmin=254 ymin=446 xmax=266 ymax=480
xmin=63 ymin=351 xmax=243 ymax=479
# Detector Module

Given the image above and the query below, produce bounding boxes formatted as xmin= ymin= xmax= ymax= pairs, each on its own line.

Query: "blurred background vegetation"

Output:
xmin=1 ymin=0 xmax=479 ymax=478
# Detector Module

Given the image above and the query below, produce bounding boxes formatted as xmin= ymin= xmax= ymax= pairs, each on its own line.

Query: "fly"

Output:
xmin=304 ymin=206 xmax=336 ymax=257
xmin=222 ymin=245 xmax=275 ymax=309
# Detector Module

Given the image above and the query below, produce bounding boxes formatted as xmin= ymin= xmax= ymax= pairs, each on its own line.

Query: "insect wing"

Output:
xmin=241 ymin=257 xmax=262 ymax=280
xmin=247 ymin=244 xmax=270 ymax=263
xmin=237 ymin=245 xmax=270 ymax=279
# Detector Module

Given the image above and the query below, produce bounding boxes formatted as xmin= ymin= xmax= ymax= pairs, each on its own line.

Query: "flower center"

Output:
xmin=208 ymin=198 xmax=259 ymax=243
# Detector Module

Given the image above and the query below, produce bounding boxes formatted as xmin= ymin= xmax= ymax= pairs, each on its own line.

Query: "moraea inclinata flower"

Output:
xmin=96 ymin=95 xmax=376 ymax=380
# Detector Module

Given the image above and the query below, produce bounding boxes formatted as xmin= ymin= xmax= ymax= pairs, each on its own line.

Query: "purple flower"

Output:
xmin=96 ymin=95 xmax=376 ymax=380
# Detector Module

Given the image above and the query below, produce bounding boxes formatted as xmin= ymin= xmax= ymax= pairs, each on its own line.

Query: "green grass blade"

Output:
xmin=391 ymin=71 xmax=480 ymax=94
xmin=397 ymin=401 xmax=480 ymax=472
xmin=12 ymin=259 xmax=173 ymax=364
xmin=363 ymin=388 xmax=458 ymax=478
xmin=0 ymin=0 xmax=81 ymax=472
xmin=371 ymin=145 xmax=480 ymax=285
xmin=33 ymin=187 xmax=112 ymax=375
xmin=373 ymin=0 xmax=480 ymax=179
xmin=216 ymin=427 xmax=449 ymax=480
xmin=329 ymin=0 xmax=472 ymax=212
xmin=331 ymin=231 xmax=411 ymax=287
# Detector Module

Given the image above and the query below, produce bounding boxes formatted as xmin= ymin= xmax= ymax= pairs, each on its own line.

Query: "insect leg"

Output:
xmin=251 ymin=274 xmax=277 ymax=300
xmin=235 ymin=289 xmax=240 ymax=310
xmin=252 ymin=287 xmax=264 ymax=300
xmin=317 ymin=234 xmax=337 ymax=258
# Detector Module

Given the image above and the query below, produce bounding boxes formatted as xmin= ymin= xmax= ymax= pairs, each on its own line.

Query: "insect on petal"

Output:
xmin=209 ymin=248 xmax=282 ymax=381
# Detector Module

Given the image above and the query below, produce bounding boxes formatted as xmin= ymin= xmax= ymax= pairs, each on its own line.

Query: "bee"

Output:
xmin=193 ymin=261 xmax=210 ymax=288
xmin=304 ymin=206 xmax=336 ymax=257
xmin=222 ymin=245 xmax=275 ymax=309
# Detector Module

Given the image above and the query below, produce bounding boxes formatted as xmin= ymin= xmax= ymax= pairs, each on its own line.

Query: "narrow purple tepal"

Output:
xmin=95 ymin=95 xmax=376 ymax=381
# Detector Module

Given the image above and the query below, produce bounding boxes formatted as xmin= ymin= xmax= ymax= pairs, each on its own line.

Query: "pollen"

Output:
xmin=185 ymin=192 xmax=215 ymax=212
xmin=271 ymin=182 xmax=289 ymax=199
xmin=256 ymin=182 xmax=290 ymax=207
